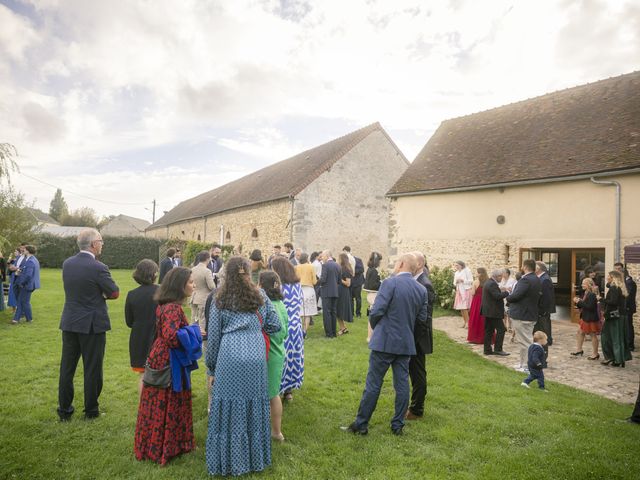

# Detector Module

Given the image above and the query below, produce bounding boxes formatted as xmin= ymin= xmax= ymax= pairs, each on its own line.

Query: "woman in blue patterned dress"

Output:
xmin=206 ymin=257 xmax=281 ymax=477
xmin=271 ymin=257 xmax=304 ymax=402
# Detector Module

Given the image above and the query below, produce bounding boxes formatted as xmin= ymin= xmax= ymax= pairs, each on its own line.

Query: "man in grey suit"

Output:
xmin=319 ymin=250 xmax=341 ymax=338
xmin=343 ymin=253 xmax=428 ymax=435
xmin=57 ymin=229 xmax=119 ymax=421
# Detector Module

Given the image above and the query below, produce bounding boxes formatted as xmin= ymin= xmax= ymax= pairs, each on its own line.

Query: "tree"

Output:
xmin=60 ymin=207 xmax=99 ymax=228
xmin=49 ymin=188 xmax=69 ymax=222
xmin=0 ymin=143 xmax=19 ymax=184
xmin=0 ymin=186 xmax=38 ymax=252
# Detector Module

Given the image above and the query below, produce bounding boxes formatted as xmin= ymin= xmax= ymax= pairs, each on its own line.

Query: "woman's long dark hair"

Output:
xmin=155 ymin=267 xmax=192 ymax=305
xmin=339 ymin=252 xmax=353 ymax=275
xmin=216 ymin=256 xmax=264 ymax=312
xmin=271 ymin=256 xmax=300 ymax=284
xmin=367 ymin=251 xmax=381 ymax=269
xmin=259 ymin=270 xmax=283 ymax=301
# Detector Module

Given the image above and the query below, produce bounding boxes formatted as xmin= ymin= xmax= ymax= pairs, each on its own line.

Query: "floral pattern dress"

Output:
xmin=134 ymin=303 xmax=195 ymax=465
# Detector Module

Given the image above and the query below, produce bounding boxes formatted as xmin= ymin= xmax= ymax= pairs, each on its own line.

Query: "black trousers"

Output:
xmin=484 ymin=316 xmax=506 ymax=353
xmin=631 ymin=378 xmax=640 ymax=423
xmin=351 ymin=285 xmax=363 ymax=316
xmin=408 ymin=344 xmax=427 ymax=417
xmin=58 ymin=330 xmax=106 ymax=419
xmin=534 ymin=313 xmax=553 ymax=355
xmin=322 ymin=297 xmax=337 ymax=337
xmin=626 ymin=313 xmax=636 ymax=351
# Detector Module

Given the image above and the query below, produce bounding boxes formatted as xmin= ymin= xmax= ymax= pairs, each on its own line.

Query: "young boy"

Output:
xmin=521 ymin=331 xmax=548 ymax=391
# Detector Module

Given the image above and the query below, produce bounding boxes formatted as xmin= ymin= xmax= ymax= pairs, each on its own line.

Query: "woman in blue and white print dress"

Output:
xmin=205 ymin=257 xmax=281 ymax=477
xmin=271 ymin=257 xmax=304 ymax=402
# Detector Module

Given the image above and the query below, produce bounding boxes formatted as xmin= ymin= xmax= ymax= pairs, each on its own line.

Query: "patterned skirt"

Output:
xmin=300 ymin=285 xmax=318 ymax=317
xmin=134 ymin=386 xmax=195 ymax=465
xmin=454 ymin=287 xmax=471 ymax=310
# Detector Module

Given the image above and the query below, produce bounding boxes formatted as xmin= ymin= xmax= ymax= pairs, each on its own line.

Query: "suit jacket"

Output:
xmin=414 ymin=269 xmax=434 ymax=354
xmin=538 ymin=272 xmax=556 ymax=315
xmin=528 ymin=343 xmax=547 ymax=370
xmin=207 ymin=257 xmax=223 ymax=274
xmin=15 ymin=255 xmax=41 ymax=291
xmin=191 ymin=263 xmax=215 ymax=305
xmin=481 ymin=278 xmax=508 ymax=318
xmin=60 ymin=251 xmax=119 ymax=334
xmin=626 ymin=275 xmax=637 ymax=315
xmin=320 ymin=260 xmax=341 ymax=298
xmin=158 ymin=256 xmax=174 ymax=283
xmin=506 ymin=272 xmax=541 ymax=321
xmin=369 ymin=272 xmax=428 ymax=356
xmin=352 ymin=256 xmax=365 ymax=288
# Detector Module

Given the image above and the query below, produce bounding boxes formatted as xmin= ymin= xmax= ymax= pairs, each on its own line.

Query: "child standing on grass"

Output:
xmin=521 ymin=331 xmax=548 ymax=391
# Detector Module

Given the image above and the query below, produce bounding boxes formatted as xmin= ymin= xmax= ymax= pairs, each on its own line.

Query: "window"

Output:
xmin=541 ymin=252 xmax=559 ymax=284
xmin=197 ymin=234 xmax=201 ymax=241
xmin=226 ymin=231 xmax=231 ymax=241
xmin=251 ymin=228 xmax=258 ymax=239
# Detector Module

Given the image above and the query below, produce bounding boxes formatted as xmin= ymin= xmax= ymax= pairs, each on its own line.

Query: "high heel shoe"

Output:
xmin=570 ymin=350 xmax=584 ymax=356
xmin=611 ymin=362 xmax=625 ymax=368
xmin=587 ymin=354 xmax=600 ymax=360
xmin=600 ymin=359 xmax=613 ymax=365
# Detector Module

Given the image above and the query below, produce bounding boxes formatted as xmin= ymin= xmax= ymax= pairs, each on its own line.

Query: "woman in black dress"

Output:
xmin=336 ymin=252 xmax=353 ymax=335
xmin=571 ymin=277 xmax=601 ymax=359
xmin=600 ymin=270 xmax=631 ymax=367
xmin=363 ymin=252 xmax=382 ymax=342
xmin=125 ymin=259 xmax=159 ymax=393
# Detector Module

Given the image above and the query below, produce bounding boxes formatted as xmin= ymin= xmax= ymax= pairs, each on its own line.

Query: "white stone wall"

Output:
xmin=292 ymin=130 xmax=408 ymax=259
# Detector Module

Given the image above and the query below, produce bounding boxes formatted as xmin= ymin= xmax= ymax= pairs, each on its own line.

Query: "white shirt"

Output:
xmin=312 ymin=259 xmax=323 ymax=278
xmin=80 ymin=250 xmax=96 ymax=259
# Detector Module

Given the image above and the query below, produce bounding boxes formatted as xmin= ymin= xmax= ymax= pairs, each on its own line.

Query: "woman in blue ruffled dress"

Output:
xmin=205 ymin=256 xmax=281 ymax=476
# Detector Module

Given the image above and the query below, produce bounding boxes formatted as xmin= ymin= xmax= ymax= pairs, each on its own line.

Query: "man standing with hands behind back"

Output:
xmin=57 ymin=228 xmax=119 ymax=421
xmin=343 ymin=253 xmax=427 ymax=436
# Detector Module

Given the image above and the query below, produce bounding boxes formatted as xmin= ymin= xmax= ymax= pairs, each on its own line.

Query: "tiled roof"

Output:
xmin=117 ymin=215 xmax=150 ymax=231
xmin=388 ymin=71 xmax=640 ymax=195
xmin=28 ymin=208 xmax=59 ymax=225
xmin=149 ymin=122 xmax=404 ymax=228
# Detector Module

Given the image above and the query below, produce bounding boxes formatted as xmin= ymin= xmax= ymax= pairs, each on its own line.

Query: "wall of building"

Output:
xmin=292 ymin=130 xmax=408 ymax=259
xmin=145 ymin=199 xmax=291 ymax=256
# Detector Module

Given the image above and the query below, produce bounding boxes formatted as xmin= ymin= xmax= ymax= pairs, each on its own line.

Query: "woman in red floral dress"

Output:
xmin=134 ymin=267 xmax=196 ymax=465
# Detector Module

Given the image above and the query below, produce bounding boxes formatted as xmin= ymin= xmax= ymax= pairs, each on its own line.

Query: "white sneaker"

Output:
xmin=516 ymin=367 xmax=529 ymax=373
xmin=521 ymin=382 xmax=530 ymax=388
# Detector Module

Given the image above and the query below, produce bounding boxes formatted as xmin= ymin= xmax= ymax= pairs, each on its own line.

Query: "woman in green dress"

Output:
xmin=600 ymin=270 xmax=631 ymax=367
xmin=259 ymin=270 xmax=289 ymax=441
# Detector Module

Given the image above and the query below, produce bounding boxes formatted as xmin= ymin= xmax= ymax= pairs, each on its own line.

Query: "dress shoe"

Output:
xmin=340 ymin=423 xmax=368 ymax=435
xmin=483 ymin=351 xmax=494 ymax=355
xmin=494 ymin=351 xmax=510 ymax=356
xmin=391 ymin=427 xmax=404 ymax=436
xmin=84 ymin=412 xmax=104 ymax=420
xmin=405 ymin=411 xmax=422 ymax=421
xmin=625 ymin=417 xmax=640 ymax=425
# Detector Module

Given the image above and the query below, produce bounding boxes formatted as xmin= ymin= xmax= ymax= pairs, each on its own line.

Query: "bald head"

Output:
xmin=394 ymin=253 xmax=417 ymax=274
xmin=410 ymin=251 xmax=425 ymax=274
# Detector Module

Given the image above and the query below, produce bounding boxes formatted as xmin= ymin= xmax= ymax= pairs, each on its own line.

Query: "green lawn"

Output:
xmin=0 ymin=269 xmax=638 ymax=479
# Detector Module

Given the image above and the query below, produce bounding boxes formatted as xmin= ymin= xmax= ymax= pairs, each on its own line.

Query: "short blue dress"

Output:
xmin=205 ymin=294 xmax=281 ymax=476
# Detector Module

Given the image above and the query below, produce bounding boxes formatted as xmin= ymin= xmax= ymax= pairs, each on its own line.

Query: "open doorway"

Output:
xmin=518 ymin=247 xmax=606 ymax=322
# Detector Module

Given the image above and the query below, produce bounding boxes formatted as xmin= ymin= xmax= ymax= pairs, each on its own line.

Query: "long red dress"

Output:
xmin=134 ymin=303 xmax=195 ymax=465
xmin=467 ymin=285 xmax=487 ymax=344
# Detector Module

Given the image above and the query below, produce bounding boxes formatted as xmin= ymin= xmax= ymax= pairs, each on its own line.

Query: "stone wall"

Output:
xmin=292 ymin=129 xmax=408 ymax=259
xmin=145 ymin=198 xmax=291 ymax=256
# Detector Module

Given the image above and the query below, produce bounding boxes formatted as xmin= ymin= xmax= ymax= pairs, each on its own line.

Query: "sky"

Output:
xmin=1 ymin=0 xmax=639 ymax=223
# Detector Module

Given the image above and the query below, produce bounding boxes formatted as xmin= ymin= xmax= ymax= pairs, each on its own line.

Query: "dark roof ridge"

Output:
xmin=443 ymin=70 xmax=640 ymax=124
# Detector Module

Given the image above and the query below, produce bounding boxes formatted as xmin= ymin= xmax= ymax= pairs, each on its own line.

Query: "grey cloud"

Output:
xmin=22 ymin=101 xmax=66 ymax=142
xmin=268 ymin=0 xmax=312 ymax=22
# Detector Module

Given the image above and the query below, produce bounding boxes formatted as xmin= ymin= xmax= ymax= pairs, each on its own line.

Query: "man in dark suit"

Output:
xmin=535 ymin=261 xmax=556 ymax=357
xmin=57 ymin=229 xmax=119 ymax=421
xmin=158 ymin=248 xmax=175 ymax=283
xmin=615 ymin=262 xmax=637 ymax=352
xmin=11 ymin=245 xmax=41 ymax=323
xmin=406 ymin=252 xmax=435 ymax=420
xmin=343 ymin=253 xmax=427 ymax=436
xmin=506 ymin=259 xmax=541 ymax=371
xmin=481 ymin=269 xmax=510 ymax=356
xmin=319 ymin=250 xmax=341 ymax=338
xmin=351 ymin=254 xmax=365 ymax=317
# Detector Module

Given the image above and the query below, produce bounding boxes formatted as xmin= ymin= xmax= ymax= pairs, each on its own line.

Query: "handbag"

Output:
xmin=605 ymin=310 xmax=621 ymax=321
xmin=256 ymin=310 xmax=270 ymax=361
xmin=142 ymin=363 xmax=172 ymax=388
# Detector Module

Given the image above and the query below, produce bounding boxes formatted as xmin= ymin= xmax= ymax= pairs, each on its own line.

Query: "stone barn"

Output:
xmin=387 ymin=71 xmax=640 ymax=322
xmin=146 ymin=122 xmax=409 ymax=259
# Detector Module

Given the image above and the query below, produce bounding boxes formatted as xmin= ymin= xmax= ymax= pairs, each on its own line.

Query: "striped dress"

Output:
xmin=280 ymin=282 xmax=304 ymax=393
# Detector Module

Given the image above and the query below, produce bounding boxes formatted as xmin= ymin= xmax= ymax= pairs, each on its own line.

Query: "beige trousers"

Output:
xmin=513 ymin=320 xmax=536 ymax=367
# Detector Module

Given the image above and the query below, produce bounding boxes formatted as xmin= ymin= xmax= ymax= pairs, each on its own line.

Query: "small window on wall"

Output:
xmin=226 ymin=231 xmax=231 ymax=242
xmin=197 ymin=234 xmax=201 ymax=241
xmin=541 ymin=252 xmax=559 ymax=284
xmin=251 ymin=228 xmax=258 ymax=239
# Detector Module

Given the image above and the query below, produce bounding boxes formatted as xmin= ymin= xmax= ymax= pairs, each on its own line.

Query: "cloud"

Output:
xmin=22 ymin=101 xmax=66 ymax=142
xmin=217 ymin=127 xmax=304 ymax=160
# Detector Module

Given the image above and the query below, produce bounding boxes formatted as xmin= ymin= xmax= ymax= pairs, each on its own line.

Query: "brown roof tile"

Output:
xmin=388 ymin=71 xmax=640 ymax=195
xmin=150 ymin=122 xmax=402 ymax=228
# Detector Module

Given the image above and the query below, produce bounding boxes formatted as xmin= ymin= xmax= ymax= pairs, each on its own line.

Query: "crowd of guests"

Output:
xmin=0 ymin=243 xmax=41 ymax=324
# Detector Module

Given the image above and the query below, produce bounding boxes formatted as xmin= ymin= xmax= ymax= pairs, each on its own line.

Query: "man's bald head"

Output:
xmin=410 ymin=251 xmax=425 ymax=273
xmin=394 ymin=253 xmax=417 ymax=274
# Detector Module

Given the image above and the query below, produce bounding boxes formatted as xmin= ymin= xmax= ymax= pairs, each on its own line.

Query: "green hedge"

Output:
xmin=430 ymin=266 xmax=455 ymax=309
xmin=34 ymin=233 xmax=163 ymax=269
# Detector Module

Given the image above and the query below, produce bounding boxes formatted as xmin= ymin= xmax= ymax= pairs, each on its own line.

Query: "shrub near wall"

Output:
xmin=182 ymin=241 xmax=236 ymax=267
xmin=35 ymin=234 xmax=163 ymax=269
xmin=430 ymin=266 xmax=455 ymax=309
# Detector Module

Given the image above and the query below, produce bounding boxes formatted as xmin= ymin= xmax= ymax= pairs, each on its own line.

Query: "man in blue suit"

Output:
xmin=57 ymin=228 xmax=119 ymax=421
xmin=11 ymin=245 xmax=40 ymax=324
xmin=320 ymin=250 xmax=341 ymax=337
xmin=343 ymin=253 xmax=428 ymax=435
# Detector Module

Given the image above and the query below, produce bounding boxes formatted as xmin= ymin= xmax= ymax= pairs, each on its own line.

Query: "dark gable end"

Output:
xmin=149 ymin=122 xmax=397 ymax=228
xmin=388 ymin=71 xmax=640 ymax=195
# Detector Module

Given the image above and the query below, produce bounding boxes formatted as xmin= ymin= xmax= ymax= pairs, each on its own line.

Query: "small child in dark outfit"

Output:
xmin=521 ymin=331 xmax=548 ymax=391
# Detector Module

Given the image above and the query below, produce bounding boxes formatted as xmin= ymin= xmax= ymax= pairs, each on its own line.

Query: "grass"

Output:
xmin=0 ymin=268 xmax=638 ymax=479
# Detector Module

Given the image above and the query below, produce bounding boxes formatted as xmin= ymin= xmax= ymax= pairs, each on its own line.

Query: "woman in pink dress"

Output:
xmin=453 ymin=261 xmax=473 ymax=328
xmin=467 ymin=267 xmax=489 ymax=344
